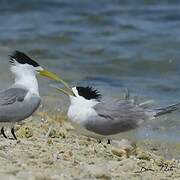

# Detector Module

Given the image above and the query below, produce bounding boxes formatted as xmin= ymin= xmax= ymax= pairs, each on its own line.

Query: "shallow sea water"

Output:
xmin=0 ymin=0 xmax=179 ymax=143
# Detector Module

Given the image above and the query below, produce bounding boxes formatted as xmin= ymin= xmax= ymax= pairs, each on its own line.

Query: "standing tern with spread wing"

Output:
xmin=0 ymin=51 xmax=67 ymax=140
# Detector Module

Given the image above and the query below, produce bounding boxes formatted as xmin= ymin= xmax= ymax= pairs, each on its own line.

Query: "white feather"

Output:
xmin=10 ymin=62 xmax=41 ymax=98
xmin=68 ymin=87 xmax=99 ymax=126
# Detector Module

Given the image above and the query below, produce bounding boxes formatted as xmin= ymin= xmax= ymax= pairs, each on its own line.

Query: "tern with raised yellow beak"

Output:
xmin=0 ymin=50 xmax=67 ymax=140
xmin=54 ymin=85 xmax=180 ymax=144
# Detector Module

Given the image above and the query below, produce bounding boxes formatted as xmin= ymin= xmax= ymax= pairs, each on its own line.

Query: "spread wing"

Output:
xmin=0 ymin=87 xmax=28 ymax=105
xmin=85 ymin=99 xmax=150 ymax=135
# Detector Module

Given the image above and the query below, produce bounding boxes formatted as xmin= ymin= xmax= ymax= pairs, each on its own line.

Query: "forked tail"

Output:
xmin=154 ymin=103 xmax=180 ymax=117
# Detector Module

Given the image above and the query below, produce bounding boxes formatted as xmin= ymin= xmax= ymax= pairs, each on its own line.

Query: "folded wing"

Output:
xmin=0 ymin=87 xmax=28 ymax=105
xmin=86 ymin=99 xmax=151 ymax=135
xmin=0 ymin=86 xmax=41 ymax=122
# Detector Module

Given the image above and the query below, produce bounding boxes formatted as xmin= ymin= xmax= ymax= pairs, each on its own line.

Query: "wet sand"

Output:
xmin=0 ymin=107 xmax=179 ymax=180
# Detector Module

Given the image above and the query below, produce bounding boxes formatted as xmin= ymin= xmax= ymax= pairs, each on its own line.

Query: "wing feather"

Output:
xmin=85 ymin=99 xmax=149 ymax=135
xmin=0 ymin=86 xmax=41 ymax=122
xmin=0 ymin=87 xmax=28 ymax=105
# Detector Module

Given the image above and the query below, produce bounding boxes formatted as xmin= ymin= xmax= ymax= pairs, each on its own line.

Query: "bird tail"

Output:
xmin=154 ymin=103 xmax=180 ymax=117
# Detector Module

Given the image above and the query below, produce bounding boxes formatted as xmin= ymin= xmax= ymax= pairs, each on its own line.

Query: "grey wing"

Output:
xmin=86 ymin=99 xmax=150 ymax=135
xmin=0 ymin=87 xmax=28 ymax=105
xmin=0 ymin=87 xmax=41 ymax=122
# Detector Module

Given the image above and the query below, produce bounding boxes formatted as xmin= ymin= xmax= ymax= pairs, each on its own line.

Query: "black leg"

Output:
xmin=1 ymin=127 xmax=7 ymax=138
xmin=11 ymin=127 xmax=17 ymax=140
xmin=107 ymin=139 xmax=111 ymax=144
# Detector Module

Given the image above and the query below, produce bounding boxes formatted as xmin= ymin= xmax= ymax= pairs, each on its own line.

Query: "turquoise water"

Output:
xmin=0 ymin=0 xmax=179 ymax=143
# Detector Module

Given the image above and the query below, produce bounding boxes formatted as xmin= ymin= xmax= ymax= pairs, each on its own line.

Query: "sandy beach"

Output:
xmin=0 ymin=102 xmax=179 ymax=180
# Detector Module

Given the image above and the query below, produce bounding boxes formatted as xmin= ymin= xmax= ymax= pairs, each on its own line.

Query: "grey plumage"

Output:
xmin=154 ymin=103 xmax=180 ymax=117
xmin=0 ymin=85 xmax=41 ymax=123
xmin=0 ymin=50 xmax=61 ymax=140
xmin=85 ymin=99 xmax=152 ymax=135
xmin=0 ymin=87 xmax=27 ymax=105
xmin=60 ymin=86 xmax=180 ymax=144
xmin=85 ymin=99 xmax=180 ymax=136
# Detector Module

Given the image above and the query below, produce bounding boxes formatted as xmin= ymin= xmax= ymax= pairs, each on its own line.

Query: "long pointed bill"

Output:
xmin=39 ymin=69 xmax=72 ymax=92
xmin=52 ymin=85 xmax=74 ymax=96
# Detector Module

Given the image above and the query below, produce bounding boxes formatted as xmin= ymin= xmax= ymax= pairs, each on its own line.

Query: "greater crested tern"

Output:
xmin=0 ymin=50 xmax=65 ymax=140
xmin=54 ymin=86 xmax=180 ymax=143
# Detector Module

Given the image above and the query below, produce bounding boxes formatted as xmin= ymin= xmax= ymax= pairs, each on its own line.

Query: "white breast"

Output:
xmin=67 ymin=96 xmax=98 ymax=126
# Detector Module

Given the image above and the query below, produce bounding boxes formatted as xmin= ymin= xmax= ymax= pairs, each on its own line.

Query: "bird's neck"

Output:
xmin=14 ymin=74 xmax=39 ymax=96
xmin=68 ymin=96 xmax=98 ymax=125
xmin=70 ymin=96 xmax=98 ymax=108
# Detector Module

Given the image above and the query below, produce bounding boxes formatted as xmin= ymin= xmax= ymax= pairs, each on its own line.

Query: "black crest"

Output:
xmin=76 ymin=86 xmax=101 ymax=100
xmin=9 ymin=50 xmax=40 ymax=67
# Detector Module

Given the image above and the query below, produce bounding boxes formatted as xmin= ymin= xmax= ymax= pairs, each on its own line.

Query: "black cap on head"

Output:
xmin=9 ymin=50 xmax=40 ymax=67
xmin=76 ymin=86 xmax=101 ymax=100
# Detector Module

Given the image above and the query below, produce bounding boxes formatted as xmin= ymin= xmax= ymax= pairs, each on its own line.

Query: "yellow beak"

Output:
xmin=53 ymin=86 xmax=74 ymax=96
xmin=38 ymin=69 xmax=73 ymax=94
xmin=39 ymin=69 xmax=61 ymax=81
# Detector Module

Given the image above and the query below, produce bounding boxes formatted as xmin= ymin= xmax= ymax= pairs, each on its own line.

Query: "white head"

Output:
xmin=10 ymin=51 xmax=43 ymax=79
xmin=9 ymin=51 xmax=62 ymax=93
xmin=9 ymin=50 xmax=61 ymax=81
